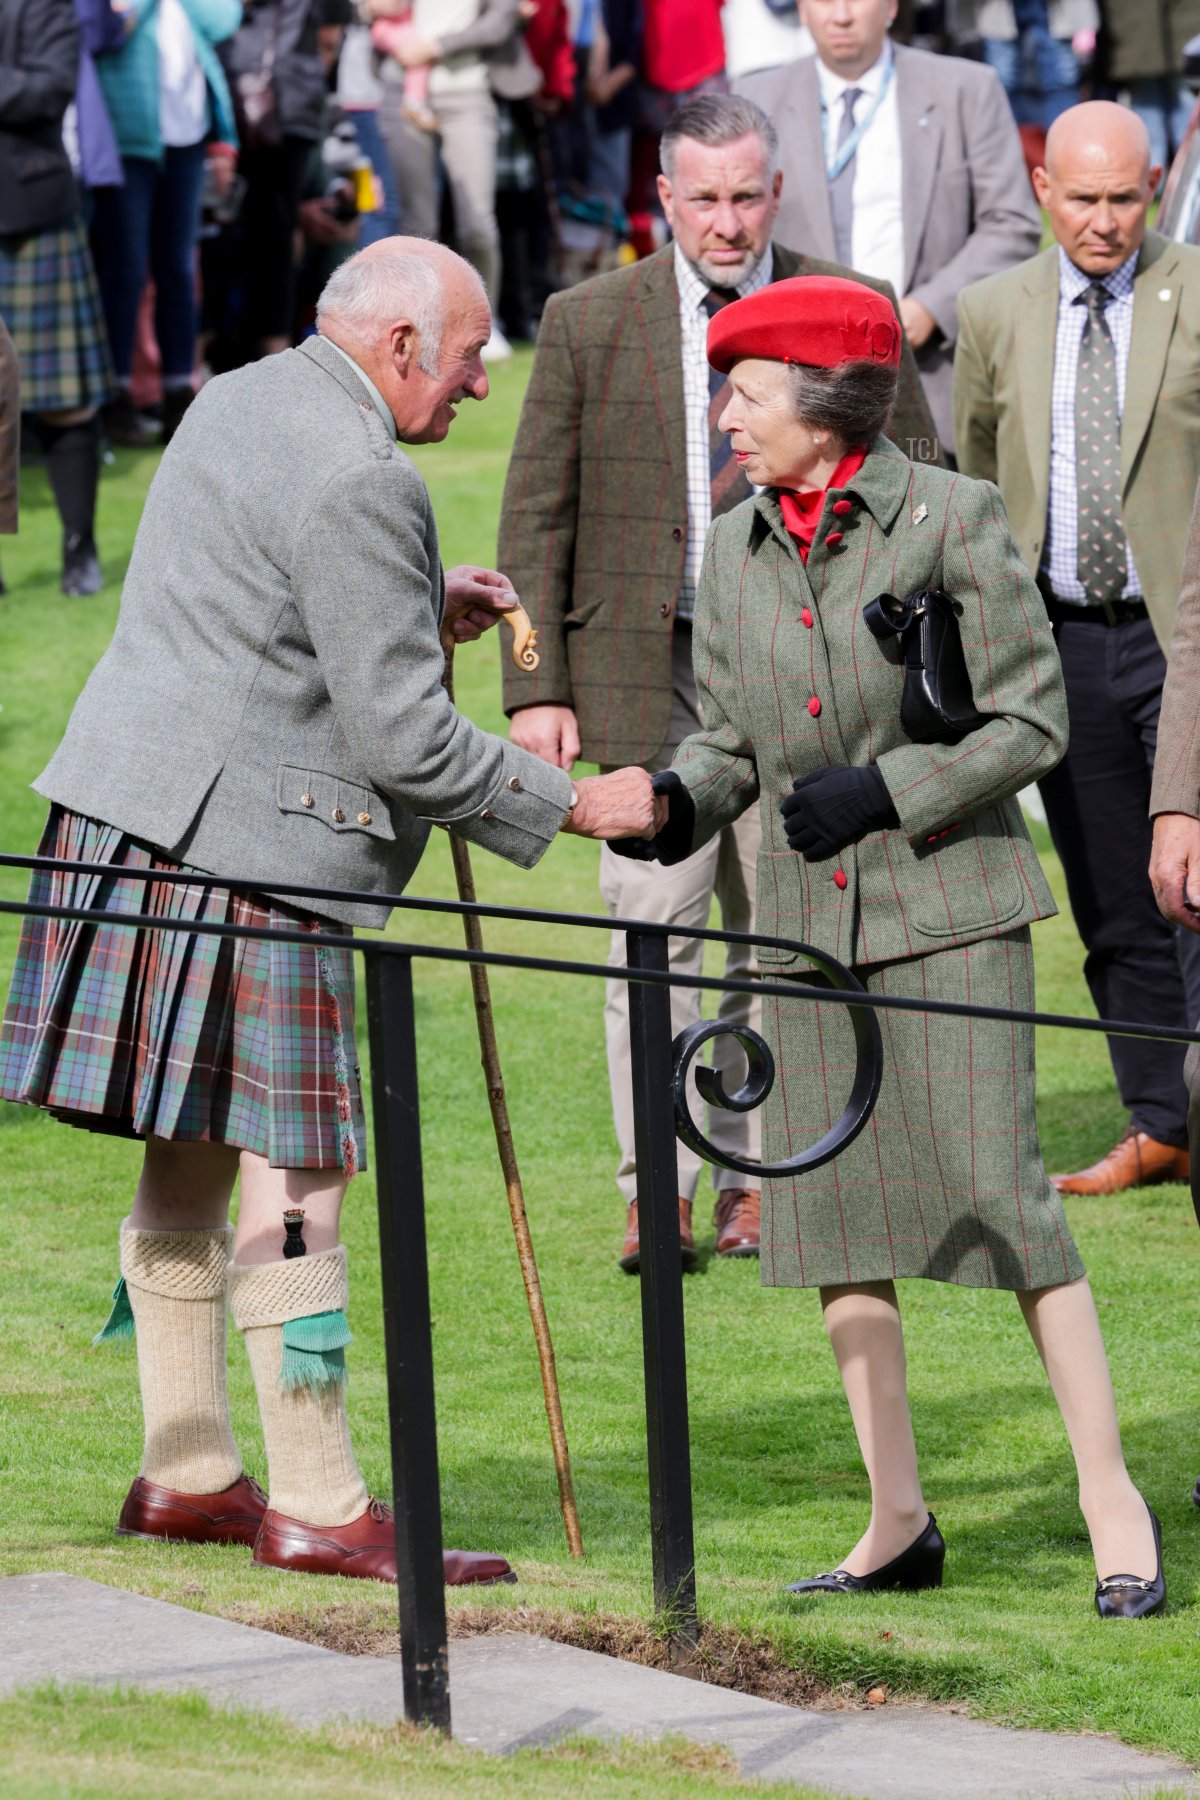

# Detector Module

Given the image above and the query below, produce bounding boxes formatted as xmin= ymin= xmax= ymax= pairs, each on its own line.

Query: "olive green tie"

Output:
xmin=1074 ymin=282 xmax=1127 ymax=604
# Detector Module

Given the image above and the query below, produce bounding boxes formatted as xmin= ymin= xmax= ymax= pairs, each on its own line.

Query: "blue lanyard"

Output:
xmin=822 ymin=58 xmax=896 ymax=182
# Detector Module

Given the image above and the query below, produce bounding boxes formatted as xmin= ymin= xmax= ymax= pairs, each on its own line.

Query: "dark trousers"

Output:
xmin=1038 ymin=609 xmax=1200 ymax=1146
xmin=92 ymin=143 xmax=207 ymax=383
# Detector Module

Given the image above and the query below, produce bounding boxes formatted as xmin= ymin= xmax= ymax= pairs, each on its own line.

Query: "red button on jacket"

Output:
xmin=825 ymin=531 xmax=844 ymax=548
xmin=801 ymin=607 xmax=814 ymax=628
xmin=832 ymin=498 xmax=852 ymax=517
xmin=808 ymin=695 xmax=822 ymax=717
xmin=833 ymin=869 xmax=848 ymax=890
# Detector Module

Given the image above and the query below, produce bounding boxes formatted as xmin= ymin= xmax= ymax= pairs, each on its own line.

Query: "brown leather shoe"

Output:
xmin=618 ymin=1197 xmax=698 ymax=1273
xmin=714 ymin=1187 xmax=761 ymax=1257
xmin=1051 ymin=1128 xmax=1190 ymax=1195
xmin=253 ymin=1498 xmax=517 ymax=1586
xmin=116 ymin=1474 xmax=267 ymax=1547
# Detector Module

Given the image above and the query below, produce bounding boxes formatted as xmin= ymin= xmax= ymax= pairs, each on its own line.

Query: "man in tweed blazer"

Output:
xmin=955 ymin=101 xmax=1200 ymax=1196
xmin=3 ymin=240 xmax=655 ymax=1588
xmin=498 ymin=93 xmax=940 ymax=1270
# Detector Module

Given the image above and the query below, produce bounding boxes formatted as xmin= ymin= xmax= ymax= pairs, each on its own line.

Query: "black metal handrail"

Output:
xmin=4 ymin=856 xmax=1199 ymax=1733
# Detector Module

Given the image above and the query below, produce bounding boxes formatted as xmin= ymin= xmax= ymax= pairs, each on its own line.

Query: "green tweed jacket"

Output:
xmin=672 ymin=440 xmax=1068 ymax=970
xmin=498 ymin=243 xmax=943 ymax=767
xmin=954 ymin=231 xmax=1200 ymax=652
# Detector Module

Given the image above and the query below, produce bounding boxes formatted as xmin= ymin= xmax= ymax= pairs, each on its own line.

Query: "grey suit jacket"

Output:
xmin=736 ymin=43 xmax=1040 ymax=454
xmin=36 ymin=336 xmax=573 ymax=926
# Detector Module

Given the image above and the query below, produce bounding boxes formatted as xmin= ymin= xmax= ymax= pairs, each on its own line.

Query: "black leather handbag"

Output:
xmin=862 ymin=588 xmax=991 ymax=745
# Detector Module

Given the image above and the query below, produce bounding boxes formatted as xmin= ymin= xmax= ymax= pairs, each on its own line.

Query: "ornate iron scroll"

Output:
xmin=672 ymin=944 xmax=883 ymax=1179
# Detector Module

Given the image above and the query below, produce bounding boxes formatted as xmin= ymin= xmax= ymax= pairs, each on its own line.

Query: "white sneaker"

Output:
xmin=481 ymin=324 xmax=513 ymax=363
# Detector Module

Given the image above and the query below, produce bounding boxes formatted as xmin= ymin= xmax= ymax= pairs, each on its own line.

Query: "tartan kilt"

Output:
xmin=0 ymin=808 xmax=367 ymax=1174
xmin=759 ymin=927 xmax=1084 ymax=1291
xmin=0 ymin=216 xmax=115 ymax=415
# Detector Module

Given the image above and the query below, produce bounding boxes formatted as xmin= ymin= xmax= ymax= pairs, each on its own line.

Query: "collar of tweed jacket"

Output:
xmin=751 ymin=434 xmax=911 ymax=550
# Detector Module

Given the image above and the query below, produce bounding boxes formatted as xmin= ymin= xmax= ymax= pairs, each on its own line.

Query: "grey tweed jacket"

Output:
xmin=36 ymin=337 xmax=574 ymax=926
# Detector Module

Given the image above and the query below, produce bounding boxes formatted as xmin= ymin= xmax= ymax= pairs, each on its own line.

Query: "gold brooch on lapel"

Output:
xmin=912 ymin=502 xmax=929 ymax=525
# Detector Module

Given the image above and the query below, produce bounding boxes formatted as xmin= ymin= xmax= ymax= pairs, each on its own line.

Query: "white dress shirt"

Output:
xmin=816 ymin=44 xmax=905 ymax=300
xmin=1043 ymin=246 xmax=1140 ymax=603
xmin=674 ymin=240 xmax=774 ymax=620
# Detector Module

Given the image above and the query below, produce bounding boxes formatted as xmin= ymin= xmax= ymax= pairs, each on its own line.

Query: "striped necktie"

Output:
xmin=704 ymin=288 xmax=752 ymax=518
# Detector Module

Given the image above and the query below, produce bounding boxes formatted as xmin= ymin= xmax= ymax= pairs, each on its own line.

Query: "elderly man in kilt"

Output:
xmin=0 ymin=238 xmax=657 ymax=1584
xmin=0 ymin=0 xmax=115 ymax=595
xmin=624 ymin=275 xmax=1166 ymax=1617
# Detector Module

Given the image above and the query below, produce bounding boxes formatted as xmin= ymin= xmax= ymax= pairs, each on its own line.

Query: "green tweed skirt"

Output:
xmin=759 ymin=928 xmax=1084 ymax=1291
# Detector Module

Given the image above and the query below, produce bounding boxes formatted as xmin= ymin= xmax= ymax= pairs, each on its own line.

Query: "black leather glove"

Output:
xmin=609 ymin=770 xmax=697 ymax=865
xmin=780 ymin=764 xmax=899 ymax=861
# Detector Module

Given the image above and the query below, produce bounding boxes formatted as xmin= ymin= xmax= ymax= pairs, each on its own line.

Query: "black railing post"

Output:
xmin=365 ymin=949 xmax=451 ymax=1732
xmin=626 ymin=928 xmax=699 ymax=1643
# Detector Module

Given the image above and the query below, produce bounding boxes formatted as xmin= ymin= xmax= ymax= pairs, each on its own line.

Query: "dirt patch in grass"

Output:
xmin=243 ymin=1600 xmax=849 ymax=1712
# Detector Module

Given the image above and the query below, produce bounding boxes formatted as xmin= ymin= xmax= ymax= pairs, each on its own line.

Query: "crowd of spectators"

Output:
xmin=0 ymin=0 xmax=1198 ymax=597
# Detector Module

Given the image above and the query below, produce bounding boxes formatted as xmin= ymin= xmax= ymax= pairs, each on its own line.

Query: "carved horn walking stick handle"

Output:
xmin=441 ymin=601 xmax=541 ymax=672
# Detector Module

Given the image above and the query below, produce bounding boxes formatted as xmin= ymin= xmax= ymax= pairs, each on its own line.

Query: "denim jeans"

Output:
xmin=347 ymin=108 xmax=403 ymax=246
xmin=1127 ymin=78 xmax=1195 ymax=175
xmin=92 ymin=141 xmax=207 ymax=383
xmin=982 ymin=29 xmax=1080 ymax=129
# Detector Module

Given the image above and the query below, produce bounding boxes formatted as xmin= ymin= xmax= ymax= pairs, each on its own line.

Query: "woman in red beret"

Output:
xmin=617 ymin=276 xmax=1164 ymax=1617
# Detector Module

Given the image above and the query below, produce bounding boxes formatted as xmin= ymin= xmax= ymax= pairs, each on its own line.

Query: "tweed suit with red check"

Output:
xmin=673 ymin=440 xmax=1083 ymax=1290
xmin=498 ymin=245 xmax=942 ymax=768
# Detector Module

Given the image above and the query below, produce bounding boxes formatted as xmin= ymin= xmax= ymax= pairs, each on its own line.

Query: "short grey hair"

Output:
xmin=317 ymin=250 xmax=447 ymax=375
xmin=660 ymin=92 xmax=779 ymax=181
xmin=786 ymin=360 xmax=898 ymax=449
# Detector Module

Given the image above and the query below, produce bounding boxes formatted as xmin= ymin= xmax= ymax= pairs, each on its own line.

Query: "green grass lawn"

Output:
xmin=1 ymin=352 xmax=1199 ymax=1780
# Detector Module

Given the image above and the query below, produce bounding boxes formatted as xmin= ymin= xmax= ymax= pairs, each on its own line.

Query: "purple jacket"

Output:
xmin=73 ymin=0 xmax=123 ymax=186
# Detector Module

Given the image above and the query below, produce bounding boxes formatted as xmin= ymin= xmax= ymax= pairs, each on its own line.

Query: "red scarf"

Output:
xmin=778 ymin=446 xmax=868 ymax=564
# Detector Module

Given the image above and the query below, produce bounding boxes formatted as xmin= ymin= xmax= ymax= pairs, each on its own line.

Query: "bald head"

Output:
xmin=1035 ymin=101 xmax=1162 ymax=277
xmin=1045 ymin=101 xmax=1151 ymax=183
xmin=316 ymin=237 xmax=491 ymax=445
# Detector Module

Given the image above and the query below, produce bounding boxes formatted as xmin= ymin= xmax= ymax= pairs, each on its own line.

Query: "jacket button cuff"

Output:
xmin=331 ymin=808 xmax=345 ymax=823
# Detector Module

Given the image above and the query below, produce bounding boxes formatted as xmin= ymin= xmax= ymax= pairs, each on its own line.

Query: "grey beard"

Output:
xmin=690 ymin=246 xmax=764 ymax=290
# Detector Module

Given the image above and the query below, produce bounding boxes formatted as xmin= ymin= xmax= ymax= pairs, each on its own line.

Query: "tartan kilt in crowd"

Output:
xmin=0 ymin=216 xmax=114 ymax=415
xmin=759 ymin=928 xmax=1084 ymax=1292
xmin=0 ymin=808 xmax=367 ymax=1174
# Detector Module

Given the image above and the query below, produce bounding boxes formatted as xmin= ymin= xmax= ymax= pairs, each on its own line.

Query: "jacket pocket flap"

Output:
xmin=276 ymin=765 xmax=396 ymax=841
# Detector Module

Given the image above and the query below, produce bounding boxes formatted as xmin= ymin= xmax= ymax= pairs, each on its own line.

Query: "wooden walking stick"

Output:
xmin=441 ymin=606 xmax=584 ymax=1559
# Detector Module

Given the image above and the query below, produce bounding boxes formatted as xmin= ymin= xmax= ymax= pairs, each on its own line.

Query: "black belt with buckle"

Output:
xmin=1042 ymin=590 xmax=1148 ymax=628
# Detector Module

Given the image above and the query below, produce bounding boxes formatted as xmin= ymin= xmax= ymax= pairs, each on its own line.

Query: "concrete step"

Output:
xmin=0 ymin=1574 xmax=1194 ymax=1800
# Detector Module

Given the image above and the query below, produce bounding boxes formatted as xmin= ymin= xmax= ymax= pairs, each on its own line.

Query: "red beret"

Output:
xmin=707 ymin=275 xmax=902 ymax=375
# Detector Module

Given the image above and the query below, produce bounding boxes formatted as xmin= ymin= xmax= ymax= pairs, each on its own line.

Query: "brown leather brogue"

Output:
xmin=116 ymin=1474 xmax=267 ymax=1547
xmin=714 ymin=1187 xmax=761 ymax=1257
xmin=252 ymin=1498 xmax=517 ymax=1586
xmin=1052 ymin=1128 xmax=1190 ymax=1195
xmin=618 ymin=1197 xmax=697 ymax=1273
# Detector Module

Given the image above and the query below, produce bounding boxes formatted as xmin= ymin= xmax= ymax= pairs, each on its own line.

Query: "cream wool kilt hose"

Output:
xmin=230 ymin=1245 xmax=369 ymax=1528
xmin=118 ymin=1219 xmax=242 ymax=1495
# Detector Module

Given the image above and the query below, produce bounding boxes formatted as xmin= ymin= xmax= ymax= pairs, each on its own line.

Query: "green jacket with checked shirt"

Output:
xmin=672 ymin=440 xmax=1068 ymax=973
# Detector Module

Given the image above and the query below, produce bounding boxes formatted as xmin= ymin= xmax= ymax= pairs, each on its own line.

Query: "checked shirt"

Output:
xmin=1044 ymin=247 xmax=1141 ymax=604
xmin=674 ymin=242 xmax=773 ymax=620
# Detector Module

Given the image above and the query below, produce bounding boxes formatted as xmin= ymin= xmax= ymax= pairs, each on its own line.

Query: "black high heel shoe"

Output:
xmin=1095 ymin=1506 xmax=1165 ymax=1620
xmin=784 ymin=1513 xmax=945 ymax=1596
